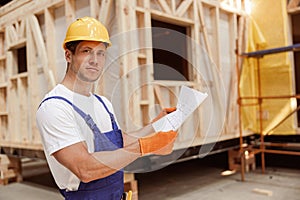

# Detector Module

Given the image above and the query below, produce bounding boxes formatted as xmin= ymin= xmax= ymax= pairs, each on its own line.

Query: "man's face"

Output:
xmin=66 ymin=41 xmax=107 ymax=83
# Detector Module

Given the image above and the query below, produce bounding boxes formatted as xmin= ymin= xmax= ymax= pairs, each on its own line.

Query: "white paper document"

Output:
xmin=152 ymin=86 xmax=208 ymax=132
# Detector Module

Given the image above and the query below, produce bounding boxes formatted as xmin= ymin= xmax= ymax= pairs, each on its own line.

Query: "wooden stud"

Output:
xmin=287 ymin=0 xmax=300 ymax=9
xmin=198 ymin=2 xmax=227 ymax=137
xmin=27 ymin=15 xmax=55 ymax=88
xmin=0 ymin=0 xmax=64 ymax=26
xmin=26 ymin=15 xmax=43 ymax=144
xmin=98 ymin=0 xmax=114 ymax=27
xmin=175 ymin=0 xmax=193 ymax=17
xmin=19 ymin=76 xmax=29 ymax=143
xmin=90 ymin=0 xmax=100 ymax=19
xmin=157 ymin=0 xmax=173 ymax=14
xmin=65 ymin=0 xmax=76 ymax=25
xmin=45 ymin=8 xmax=57 ymax=83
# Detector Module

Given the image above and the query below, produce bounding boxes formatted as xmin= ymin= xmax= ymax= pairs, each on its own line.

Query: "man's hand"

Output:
xmin=151 ymin=107 xmax=177 ymax=123
xmin=138 ymin=130 xmax=178 ymax=155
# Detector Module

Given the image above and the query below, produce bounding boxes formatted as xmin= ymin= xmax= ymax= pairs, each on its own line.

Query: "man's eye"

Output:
xmin=97 ymin=52 xmax=105 ymax=56
xmin=82 ymin=49 xmax=91 ymax=53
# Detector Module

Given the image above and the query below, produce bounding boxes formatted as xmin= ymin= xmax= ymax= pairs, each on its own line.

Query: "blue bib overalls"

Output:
xmin=39 ymin=95 xmax=124 ymax=200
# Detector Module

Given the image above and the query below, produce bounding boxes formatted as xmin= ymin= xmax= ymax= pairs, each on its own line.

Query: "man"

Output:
xmin=36 ymin=17 xmax=177 ymax=200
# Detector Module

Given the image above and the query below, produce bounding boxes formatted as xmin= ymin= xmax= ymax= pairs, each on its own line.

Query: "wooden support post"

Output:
xmin=90 ymin=0 xmax=100 ymax=19
xmin=98 ymin=0 xmax=113 ymax=27
xmin=157 ymin=0 xmax=172 ymax=14
xmin=0 ymin=154 xmax=22 ymax=185
xmin=198 ymin=1 xmax=226 ymax=135
xmin=287 ymin=0 xmax=300 ymax=9
xmin=45 ymin=8 xmax=57 ymax=83
xmin=175 ymin=0 xmax=193 ymax=17
xmin=228 ymin=149 xmax=256 ymax=173
xmin=65 ymin=0 xmax=76 ymax=25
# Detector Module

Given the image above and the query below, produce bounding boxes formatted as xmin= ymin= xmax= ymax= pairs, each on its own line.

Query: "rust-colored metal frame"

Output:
xmin=236 ymin=43 xmax=300 ymax=181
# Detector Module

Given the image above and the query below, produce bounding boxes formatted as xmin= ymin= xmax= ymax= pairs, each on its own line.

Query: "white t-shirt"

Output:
xmin=36 ymin=84 xmax=119 ymax=191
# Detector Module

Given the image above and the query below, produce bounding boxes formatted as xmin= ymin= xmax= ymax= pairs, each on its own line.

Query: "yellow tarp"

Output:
xmin=240 ymin=0 xmax=296 ymax=135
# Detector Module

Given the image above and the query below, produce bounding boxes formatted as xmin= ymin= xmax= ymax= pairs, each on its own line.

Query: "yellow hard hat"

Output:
xmin=63 ymin=17 xmax=112 ymax=49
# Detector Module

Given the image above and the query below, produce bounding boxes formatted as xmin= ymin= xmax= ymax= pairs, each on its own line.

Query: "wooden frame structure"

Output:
xmin=0 ymin=0 xmax=249 ymax=153
xmin=287 ymin=0 xmax=300 ymax=13
xmin=0 ymin=0 xmax=249 ymax=188
xmin=0 ymin=0 xmax=248 ymax=152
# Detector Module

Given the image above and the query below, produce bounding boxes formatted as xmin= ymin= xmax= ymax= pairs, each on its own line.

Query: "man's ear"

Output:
xmin=65 ymin=50 xmax=72 ymax=63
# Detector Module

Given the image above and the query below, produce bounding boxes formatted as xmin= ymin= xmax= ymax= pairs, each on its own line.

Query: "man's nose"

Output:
xmin=88 ymin=52 xmax=98 ymax=65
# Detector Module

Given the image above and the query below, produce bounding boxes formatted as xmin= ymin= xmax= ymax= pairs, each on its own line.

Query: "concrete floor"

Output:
xmin=136 ymin=158 xmax=300 ymax=200
xmin=0 ymin=153 xmax=300 ymax=200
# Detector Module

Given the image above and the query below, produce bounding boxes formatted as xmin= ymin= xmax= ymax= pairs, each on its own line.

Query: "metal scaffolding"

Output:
xmin=237 ymin=43 xmax=300 ymax=181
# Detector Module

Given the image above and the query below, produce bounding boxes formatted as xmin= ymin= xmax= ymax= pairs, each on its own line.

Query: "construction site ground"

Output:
xmin=0 ymin=152 xmax=300 ymax=200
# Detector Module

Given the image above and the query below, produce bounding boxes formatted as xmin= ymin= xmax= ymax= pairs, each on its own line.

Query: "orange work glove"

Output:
xmin=138 ymin=130 xmax=178 ymax=155
xmin=151 ymin=107 xmax=177 ymax=123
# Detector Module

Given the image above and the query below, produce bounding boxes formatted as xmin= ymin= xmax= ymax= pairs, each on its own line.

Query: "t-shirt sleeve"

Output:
xmin=36 ymin=100 xmax=85 ymax=156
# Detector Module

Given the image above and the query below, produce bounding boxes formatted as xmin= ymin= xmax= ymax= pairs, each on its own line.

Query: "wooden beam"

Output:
xmin=0 ymin=0 xmax=31 ymax=17
xmin=98 ymin=0 xmax=114 ymax=27
xmin=288 ymin=6 xmax=300 ymax=13
xmin=27 ymin=15 xmax=55 ymax=88
xmin=6 ymin=25 xmax=18 ymax=47
xmin=0 ymin=142 xmax=43 ymax=150
xmin=157 ymin=0 xmax=172 ymax=14
xmin=0 ymin=0 xmax=64 ymax=27
xmin=18 ymin=20 xmax=26 ymax=39
xmin=198 ymin=1 xmax=226 ymax=135
xmin=287 ymin=0 xmax=300 ymax=9
xmin=175 ymin=0 xmax=193 ymax=17
xmin=154 ymin=85 xmax=166 ymax=109
xmin=90 ymin=0 xmax=100 ymax=19
xmin=116 ymin=0 xmax=131 ymax=130
xmin=45 ymin=8 xmax=57 ymax=83
xmin=151 ymin=9 xmax=194 ymax=26
xmin=197 ymin=1 xmax=213 ymax=59
xmin=65 ymin=0 xmax=76 ymax=25
xmin=18 ymin=77 xmax=29 ymax=143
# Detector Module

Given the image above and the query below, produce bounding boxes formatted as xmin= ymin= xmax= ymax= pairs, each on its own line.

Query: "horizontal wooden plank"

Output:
xmin=0 ymin=154 xmax=10 ymax=165
xmin=0 ymin=83 xmax=8 ymax=88
xmin=151 ymin=9 xmax=194 ymax=26
xmin=0 ymin=112 xmax=8 ymax=116
xmin=0 ymin=169 xmax=17 ymax=180
xmin=0 ymin=0 xmax=64 ymax=27
xmin=0 ymin=55 xmax=6 ymax=60
xmin=7 ymin=38 xmax=26 ymax=50
xmin=10 ymin=72 xmax=28 ymax=80
xmin=0 ymin=142 xmax=43 ymax=150
xmin=153 ymin=80 xmax=196 ymax=87
xmin=0 ymin=0 xmax=31 ymax=17
xmin=288 ymin=6 xmax=300 ymax=13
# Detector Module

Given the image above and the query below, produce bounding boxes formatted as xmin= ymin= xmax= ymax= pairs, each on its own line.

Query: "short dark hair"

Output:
xmin=65 ymin=40 xmax=109 ymax=53
xmin=65 ymin=40 xmax=83 ymax=54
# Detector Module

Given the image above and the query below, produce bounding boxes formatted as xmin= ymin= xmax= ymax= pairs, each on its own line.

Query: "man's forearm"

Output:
xmin=91 ymin=140 xmax=141 ymax=176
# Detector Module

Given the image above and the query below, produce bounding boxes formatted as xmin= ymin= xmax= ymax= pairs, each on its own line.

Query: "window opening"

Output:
xmin=0 ymin=0 xmax=13 ymax=7
xmin=151 ymin=19 xmax=188 ymax=81
xmin=17 ymin=46 xmax=27 ymax=74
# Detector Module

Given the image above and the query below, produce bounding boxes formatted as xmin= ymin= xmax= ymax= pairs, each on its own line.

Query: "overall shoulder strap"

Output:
xmin=38 ymin=96 xmax=98 ymax=131
xmin=93 ymin=94 xmax=118 ymax=130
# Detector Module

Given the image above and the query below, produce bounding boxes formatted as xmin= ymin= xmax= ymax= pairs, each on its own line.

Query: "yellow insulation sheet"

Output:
xmin=240 ymin=0 xmax=296 ymax=135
